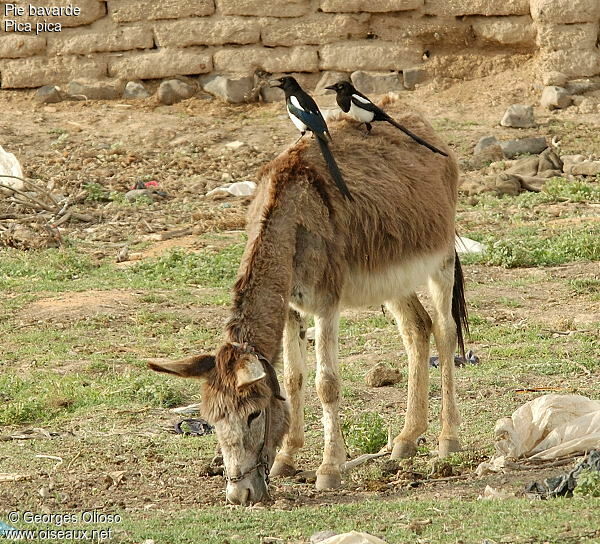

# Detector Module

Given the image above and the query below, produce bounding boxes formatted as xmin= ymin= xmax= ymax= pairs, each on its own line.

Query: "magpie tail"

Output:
xmin=385 ymin=116 xmax=448 ymax=157
xmin=316 ymin=137 xmax=354 ymax=201
xmin=451 ymin=251 xmax=469 ymax=362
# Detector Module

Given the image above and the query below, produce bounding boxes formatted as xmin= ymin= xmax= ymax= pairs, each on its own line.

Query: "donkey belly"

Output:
xmin=339 ymin=252 xmax=446 ymax=308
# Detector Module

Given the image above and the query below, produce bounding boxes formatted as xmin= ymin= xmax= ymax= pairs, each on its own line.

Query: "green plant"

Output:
xmin=343 ymin=412 xmax=388 ymax=454
xmin=574 ymin=469 xmax=600 ymax=497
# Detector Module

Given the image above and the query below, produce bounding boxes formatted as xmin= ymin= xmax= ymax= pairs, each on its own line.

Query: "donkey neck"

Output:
xmin=226 ymin=183 xmax=298 ymax=361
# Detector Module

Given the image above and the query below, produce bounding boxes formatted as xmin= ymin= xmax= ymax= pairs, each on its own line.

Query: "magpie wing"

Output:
xmin=288 ymin=96 xmax=328 ymax=135
xmin=350 ymin=93 xmax=384 ymax=116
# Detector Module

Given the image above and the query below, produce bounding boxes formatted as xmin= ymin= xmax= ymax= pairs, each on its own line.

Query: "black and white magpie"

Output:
xmin=271 ymin=76 xmax=353 ymax=201
xmin=325 ymin=81 xmax=448 ymax=157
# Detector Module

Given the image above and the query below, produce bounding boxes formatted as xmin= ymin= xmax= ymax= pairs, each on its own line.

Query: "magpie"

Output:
xmin=325 ymin=81 xmax=448 ymax=157
xmin=271 ymin=76 xmax=353 ymax=201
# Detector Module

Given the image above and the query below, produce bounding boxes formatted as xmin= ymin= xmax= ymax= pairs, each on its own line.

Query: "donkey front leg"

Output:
xmin=272 ymin=309 xmax=308 ymax=478
xmin=314 ymin=309 xmax=346 ymax=490
xmin=386 ymin=295 xmax=432 ymax=459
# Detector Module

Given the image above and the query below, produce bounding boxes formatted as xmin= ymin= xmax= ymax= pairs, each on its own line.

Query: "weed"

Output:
xmin=574 ymin=469 xmax=600 ymax=498
xmin=343 ymin=412 xmax=388 ymax=454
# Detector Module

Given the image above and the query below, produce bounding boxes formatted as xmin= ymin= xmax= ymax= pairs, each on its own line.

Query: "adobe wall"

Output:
xmin=0 ymin=0 xmax=598 ymax=89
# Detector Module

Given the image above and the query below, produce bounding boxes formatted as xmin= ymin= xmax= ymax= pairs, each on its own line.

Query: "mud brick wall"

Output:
xmin=0 ymin=0 xmax=598 ymax=89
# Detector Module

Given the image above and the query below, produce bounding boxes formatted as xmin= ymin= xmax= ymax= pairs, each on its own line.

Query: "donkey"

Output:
xmin=149 ymin=111 xmax=467 ymax=505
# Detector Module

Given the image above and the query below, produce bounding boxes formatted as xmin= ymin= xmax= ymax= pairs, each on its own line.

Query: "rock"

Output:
xmin=542 ymin=71 xmax=568 ymax=87
xmin=472 ymin=144 xmax=505 ymax=169
xmin=572 ymin=96 xmax=586 ymax=107
xmin=350 ymin=70 xmax=403 ymax=95
xmin=34 ymin=85 xmax=64 ymax=104
xmin=570 ymin=161 xmax=600 ymax=176
xmin=123 ymin=81 xmax=150 ymax=99
xmin=565 ymin=78 xmax=600 ymax=95
xmin=314 ymin=71 xmax=350 ymax=95
xmin=365 ymin=363 xmax=401 ymax=387
xmin=499 ymin=137 xmax=547 ymax=158
xmin=540 ymin=86 xmax=572 ymax=110
xmin=474 ymin=135 xmax=499 ymax=155
xmin=403 ymin=67 xmax=427 ymax=90
xmin=500 ymin=104 xmax=535 ymax=128
xmin=199 ymin=73 xmax=254 ymax=103
xmin=311 ymin=531 xmax=338 ymax=544
xmin=157 ymin=79 xmax=195 ymax=105
xmin=125 ymin=189 xmax=155 ymax=202
xmin=66 ymin=78 xmax=124 ymax=100
xmin=577 ymin=97 xmax=597 ymax=114
xmin=224 ymin=141 xmax=246 ymax=151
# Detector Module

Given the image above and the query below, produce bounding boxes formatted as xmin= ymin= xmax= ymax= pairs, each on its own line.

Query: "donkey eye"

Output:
xmin=247 ymin=411 xmax=261 ymax=426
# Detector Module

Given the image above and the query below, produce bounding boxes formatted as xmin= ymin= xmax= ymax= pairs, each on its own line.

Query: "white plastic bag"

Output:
xmin=0 ymin=145 xmax=24 ymax=191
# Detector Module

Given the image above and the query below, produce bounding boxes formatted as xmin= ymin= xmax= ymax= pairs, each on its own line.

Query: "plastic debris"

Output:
xmin=0 ymin=521 xmax=18 ymax=536
xmin=455 ymin=236 xmax=486 ymax=255
xmin=205 ymin=181 xmax=256 ymax=198
xmin=527 ymin=450 xmax=600 ymax=498
xmin=0 ymin=145 xmax=24 ymax=191
xmin=429 ymin=349 xmax=479 ymax=368
xmin=172 ymin=418 xmax=214 ymax=436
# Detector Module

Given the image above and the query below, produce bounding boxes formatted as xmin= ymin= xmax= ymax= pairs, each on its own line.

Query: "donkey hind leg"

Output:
xmin=386 ymin=294 xmax=432 ymax=459
xmin=271 ymin=309 xmax=308 ymax=478
xmin=314 ymin=309 xmax=346 ymax=490
xmin=428 ymin=256 xmax=461 ymax=457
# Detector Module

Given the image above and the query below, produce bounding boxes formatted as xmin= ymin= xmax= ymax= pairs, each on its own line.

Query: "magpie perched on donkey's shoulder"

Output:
xmin=271 ymin=76 xmax=353 ymax=201
xmin=326 ymin=80 xmax=448 ymax=157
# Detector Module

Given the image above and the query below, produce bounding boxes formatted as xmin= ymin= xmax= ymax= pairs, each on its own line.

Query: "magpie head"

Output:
xmin=270 ymin=76 xmax=299 ymax=91
xmin=325 ymin=80 xmax=354 ymax=95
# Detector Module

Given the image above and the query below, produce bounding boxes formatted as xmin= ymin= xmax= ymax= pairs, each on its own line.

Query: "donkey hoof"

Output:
xmin=315 ymin=471 xmax=341 ymax=490
xmin=438 ymin=439 xmax=461 ymax=458
xmin=270 ymin=459 xmax=297 ymax=478
xmin=391 ymin=440 xmax=417 ymax=459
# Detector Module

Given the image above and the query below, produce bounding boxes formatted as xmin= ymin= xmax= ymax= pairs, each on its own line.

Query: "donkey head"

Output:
xmin=148 ymin=343 xmax=289 ymax=505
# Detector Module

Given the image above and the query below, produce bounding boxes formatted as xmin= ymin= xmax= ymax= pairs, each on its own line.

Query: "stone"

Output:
xmin=214 ymin=46 xmax=319 ymax=74
xmin=34 ymin=85 xmax=64 ymax=104
xmin=471 ymin=144 xmax=505 ymax=169
xmin=320 ymin=42 xmax=422 ymax=72
xmin=571 ymin=161 xmax=600 ymax=176
xmin=260 ymin=73 xmax=320 ymax=102
xmin=531 ymin=0 xmax=600 ymax=24
xmin=261 ymin=14 xmax=368 ymax=47
xmin=565 ymin=78 xmax=600 ymax=95
xmin=66 ymin=79 xmax=124 ymax=100
xmin=48 ymin=24 xmax=153 ymax=55
xmin=540 ymin=86 xmax=572 ymax=110
xmin=314 ymin=71 xmax=350 ymax=95
xmin=371 ymin=15 xmax=471 ymax=46
xmin=577 ymin=97 xmax=598 ymax=114
xmin=536 ymin=22 xmax=599 ymax=51
xmin=311 ymin=531 xmax=338 ymax=544
xmin=470 ymin=16 xmax=536 ymax=46
xmin=424 ymin=0 xmax=529 ymax=16
xmin=154 ymin=17 xmax=261 ymax=47
xmin=123 ymin=81 xmax=150 ymax=99
xmin=219 ymin=0 xmax=309 ymax=17
xmin=542 ymin=71 xmax=568 ymax=86
xmin=0 ymin=56 xmax=107 ymax=89
xmin=350 ymin=71 xmax=403 ymax=94
xmin=499 ymin=137 xmax=547 ymax=159
xmin=320 ymin=0 xmax=422 ymax=12
xmin=157 ymin=80 xmax=196 ymax=105
xmin=0 ymin=34 xmax=45 ymax=59
xmin=500 ymin=104 xmax=535 ymax=128
xmin=403 ymin=67 xmax=427 ymax=90
xmin=109 ymin=0 xmax=214 ymax=22
xmin=538 ymin=50 xmax=600 ymax=78
xmin=474 ymin=135 xmax=499 ymax=154
xmin=109 ymin=48 xmax=212 ymax=80
xmin=199 ymin=74 xmax=254 ymax=103
xmin=365 ymin=363 xmax=402 ymax=387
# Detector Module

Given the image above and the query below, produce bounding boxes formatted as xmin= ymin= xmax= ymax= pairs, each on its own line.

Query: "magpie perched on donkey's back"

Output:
xmin=326 ymin=80 xmax=448 ymax=157
xmin=271 ymin=76 xmax=354 ymax=201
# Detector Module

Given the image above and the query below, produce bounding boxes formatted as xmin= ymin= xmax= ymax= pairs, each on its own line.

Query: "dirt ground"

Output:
xmin=0 ymin=60 xmax=599 ymax=526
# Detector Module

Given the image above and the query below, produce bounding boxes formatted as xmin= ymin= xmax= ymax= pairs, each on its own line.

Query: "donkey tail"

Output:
xmin=451 ymin=251 xmax=469 ymax=361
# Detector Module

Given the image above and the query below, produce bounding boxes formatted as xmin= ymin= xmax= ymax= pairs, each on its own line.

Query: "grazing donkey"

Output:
xmin=149 ymin=112 xmax=467 ymax=505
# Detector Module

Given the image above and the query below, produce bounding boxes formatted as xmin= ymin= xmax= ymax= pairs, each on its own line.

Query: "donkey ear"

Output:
xmin=148 ymin=355 xmax=215 ymax=379
xmin=236 ymin=357 xmax=266 ymax=389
